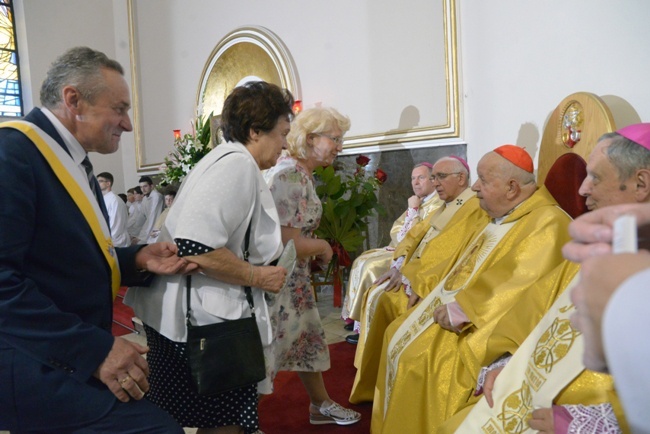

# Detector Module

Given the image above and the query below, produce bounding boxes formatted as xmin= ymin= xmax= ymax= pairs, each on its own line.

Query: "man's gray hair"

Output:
xmin=435 ymin=156 xmax=471 ymax=183
xmin=602 ymin=132 xmax=650 ymax=181
xmin=40 ymin=47 xmax=124 ymax=109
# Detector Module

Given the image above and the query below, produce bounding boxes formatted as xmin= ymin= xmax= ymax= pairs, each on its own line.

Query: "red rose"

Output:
xmin=356 ymin=155 xmax=370 ymax=167
xmin=375 ymin=168 xmax=388 ymax=184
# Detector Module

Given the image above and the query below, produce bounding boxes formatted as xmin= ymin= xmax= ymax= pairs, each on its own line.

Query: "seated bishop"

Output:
xmin=342 ymin=162 xmax=442 ymax=328
xmin=349 ymin=156 xmax=487 ymax=403
xmin=371 ymin=145 xmax=572 ymax=434
xmin=439 ymin=124 xmax=650 ymax=434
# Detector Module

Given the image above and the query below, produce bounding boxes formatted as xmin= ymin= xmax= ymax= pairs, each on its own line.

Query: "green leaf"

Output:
xmin=196 ymin=112 xmax=213 ymax=146
xmin=326 ymin=176 xmax=342 ymax=196
xmin=313 ymin=157 xmax=387 ymax=257
xmin=315 ymin=184 xmax=329 ymax=197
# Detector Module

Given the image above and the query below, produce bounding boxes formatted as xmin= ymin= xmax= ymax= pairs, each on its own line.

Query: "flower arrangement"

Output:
xmin=313 ymin=155 xmax=387 ymax=306
xmin=314 ymin=155 xmax=387 ymax=265
xmin=159 ymin=114 xmax=215 ymax=186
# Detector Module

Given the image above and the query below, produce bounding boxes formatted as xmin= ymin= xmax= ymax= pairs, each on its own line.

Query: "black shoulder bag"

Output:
xmin=185 ymin=215 xmax=266 ymax=395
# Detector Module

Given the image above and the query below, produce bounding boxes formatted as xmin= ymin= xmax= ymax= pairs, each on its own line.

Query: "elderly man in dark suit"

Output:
xmin=0 ymin=47 xmax=193 ymax=433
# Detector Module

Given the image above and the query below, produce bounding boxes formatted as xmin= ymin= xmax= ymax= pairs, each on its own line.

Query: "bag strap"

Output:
xmin=185 ymin=162 xmax=256 ymax=329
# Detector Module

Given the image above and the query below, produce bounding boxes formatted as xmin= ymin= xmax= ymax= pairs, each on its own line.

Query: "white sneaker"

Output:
xmin=309 ymin=402 xmax=361 ymax=426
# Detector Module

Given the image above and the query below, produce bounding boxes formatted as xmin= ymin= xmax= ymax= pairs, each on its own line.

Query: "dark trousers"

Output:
xmin=11 ymin=398 xmax=184 ymax=434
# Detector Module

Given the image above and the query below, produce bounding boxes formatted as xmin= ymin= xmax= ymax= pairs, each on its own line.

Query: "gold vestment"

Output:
xmin=371 ymin=187 xmax=572 ymax=434
xmin=440 ymin=260 xmax=629 ymax=433
xmin=343 ymin=193 xmax=442 ymax=320
xmin=349 ymin=190 xmax=485 ymax=403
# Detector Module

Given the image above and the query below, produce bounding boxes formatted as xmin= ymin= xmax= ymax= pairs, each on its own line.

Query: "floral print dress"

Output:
xmin=265 ymin=156 xmax=331 ymax=373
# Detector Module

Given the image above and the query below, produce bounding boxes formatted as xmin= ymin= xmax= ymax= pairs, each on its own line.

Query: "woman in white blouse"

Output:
xmin=126 ymin=81 xmax=294 ymax=434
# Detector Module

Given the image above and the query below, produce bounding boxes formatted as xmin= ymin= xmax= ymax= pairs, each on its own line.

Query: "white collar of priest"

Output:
xmin=493 ymin=202 xmax=521 ymax=225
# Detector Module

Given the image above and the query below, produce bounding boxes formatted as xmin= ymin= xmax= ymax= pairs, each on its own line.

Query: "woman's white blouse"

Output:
xmin=125 ymin=141 xmax=283 ymax=348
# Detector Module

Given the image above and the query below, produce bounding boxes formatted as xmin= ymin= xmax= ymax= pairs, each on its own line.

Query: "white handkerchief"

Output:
xmin=277 ymin=239 xmax=297 ymax=280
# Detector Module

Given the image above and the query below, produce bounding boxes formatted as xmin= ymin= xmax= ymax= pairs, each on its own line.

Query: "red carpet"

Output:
xmin=259 ymin=341 xmax=371 ymax=433
xmin=112 ymin=287 xmax=138 ymax=336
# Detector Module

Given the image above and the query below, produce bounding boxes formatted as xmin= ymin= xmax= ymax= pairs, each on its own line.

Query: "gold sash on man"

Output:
xmin=0 ymin=121 xmax=120 ymax=298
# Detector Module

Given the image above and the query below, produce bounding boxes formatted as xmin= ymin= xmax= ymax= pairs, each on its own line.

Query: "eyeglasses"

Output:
xmin=431 ymin=172 xmax=462 ymax=181
xmin=315 ymin=133 xmax=344 ymax=145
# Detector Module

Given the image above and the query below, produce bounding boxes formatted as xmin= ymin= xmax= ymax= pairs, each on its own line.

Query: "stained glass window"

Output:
xmin=0 ymin=0 xmax=22 ymax=117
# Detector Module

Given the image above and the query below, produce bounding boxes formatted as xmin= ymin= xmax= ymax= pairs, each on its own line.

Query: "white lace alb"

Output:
xmin=565 ymin=403 xmax=621 ymax=434
xmin=475 ymin=354 xmax=511 ymax=393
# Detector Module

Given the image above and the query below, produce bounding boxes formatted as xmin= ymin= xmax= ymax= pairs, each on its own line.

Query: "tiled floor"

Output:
xmin=315 ymin=285 xmax=351 ymax=345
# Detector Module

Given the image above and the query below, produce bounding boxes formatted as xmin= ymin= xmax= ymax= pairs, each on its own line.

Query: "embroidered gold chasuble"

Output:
xmin=371 ymin=187 xmax=572 ymax=434
xmin=439 ymin=260 xmax=629 ymax=433
xmin=344 ymin=193 xmax=443 ymax=320
xmin=349 ymin=189 xmax=485 ymax=403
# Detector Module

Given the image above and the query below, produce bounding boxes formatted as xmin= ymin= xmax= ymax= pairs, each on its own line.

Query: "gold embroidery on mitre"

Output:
xmin=498 ymin=381 xmax=533 ymax=433
xmin=532 ymin=316 xmax=580 ymax=373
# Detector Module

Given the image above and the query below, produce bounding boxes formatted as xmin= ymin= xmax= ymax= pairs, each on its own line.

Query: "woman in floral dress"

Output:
xmin=264 ymin=107 xmax=361 ymax=426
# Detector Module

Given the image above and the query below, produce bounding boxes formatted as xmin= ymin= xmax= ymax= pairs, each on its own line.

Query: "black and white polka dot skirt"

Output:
xmin=143 ymin=324 xmax=259 ymax=432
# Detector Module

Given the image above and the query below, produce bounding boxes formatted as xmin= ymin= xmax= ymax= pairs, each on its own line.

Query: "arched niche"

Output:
xmin=197 ymin=26 xmax=301 ymax=119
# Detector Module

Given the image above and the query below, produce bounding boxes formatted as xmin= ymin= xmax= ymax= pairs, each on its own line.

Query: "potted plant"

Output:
xmin=159 ymin=113 xmax=215 ymax=187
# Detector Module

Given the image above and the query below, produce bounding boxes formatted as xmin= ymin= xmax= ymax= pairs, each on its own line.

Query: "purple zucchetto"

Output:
xmin=617 ymin=123 xmax=650 ymax=151
xmin=449 ymin=155 xmax=470 ymax=174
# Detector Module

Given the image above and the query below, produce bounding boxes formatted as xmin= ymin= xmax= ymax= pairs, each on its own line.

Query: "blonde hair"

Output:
xmin=286 ymin=107 xmax=351 ymax=159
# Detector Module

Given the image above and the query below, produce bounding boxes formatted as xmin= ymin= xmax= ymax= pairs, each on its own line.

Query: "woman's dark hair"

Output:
xmin=221 ymin=81 xmax=294 ymax=145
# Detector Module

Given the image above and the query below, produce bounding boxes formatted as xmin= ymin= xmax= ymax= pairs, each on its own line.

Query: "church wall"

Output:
xmin=13 ymin=0 xmax=650 ymax=246
xmin=15 ymin=0 xmax=129 ymax=194
xmin=458 ymin=0 xmax=650 ymax=172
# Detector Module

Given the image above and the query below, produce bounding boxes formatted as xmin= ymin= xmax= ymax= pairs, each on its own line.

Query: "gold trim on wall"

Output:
xmin=343 ymin=0 xmax=460 ymax=149
xmin=127 ymin=0 xmax=461 ymax=170
xmin=126 ymin=0 xmax=150 ymax=172
xmin=197 ymin=26 xmax=302 ymax=120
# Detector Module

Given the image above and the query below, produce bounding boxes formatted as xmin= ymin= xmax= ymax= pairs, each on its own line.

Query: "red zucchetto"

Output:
xmin=493 ymin=144 xmax=534 ymax=173
xmin=617 ymin=123 xmax=650 ymax=151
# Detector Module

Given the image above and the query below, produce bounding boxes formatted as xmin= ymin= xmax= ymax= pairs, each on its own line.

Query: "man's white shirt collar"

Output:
xmin=41 ymin=107 xmax=88 ymax=178
xmin=422 ymin=191 xmax=437 ymax=203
